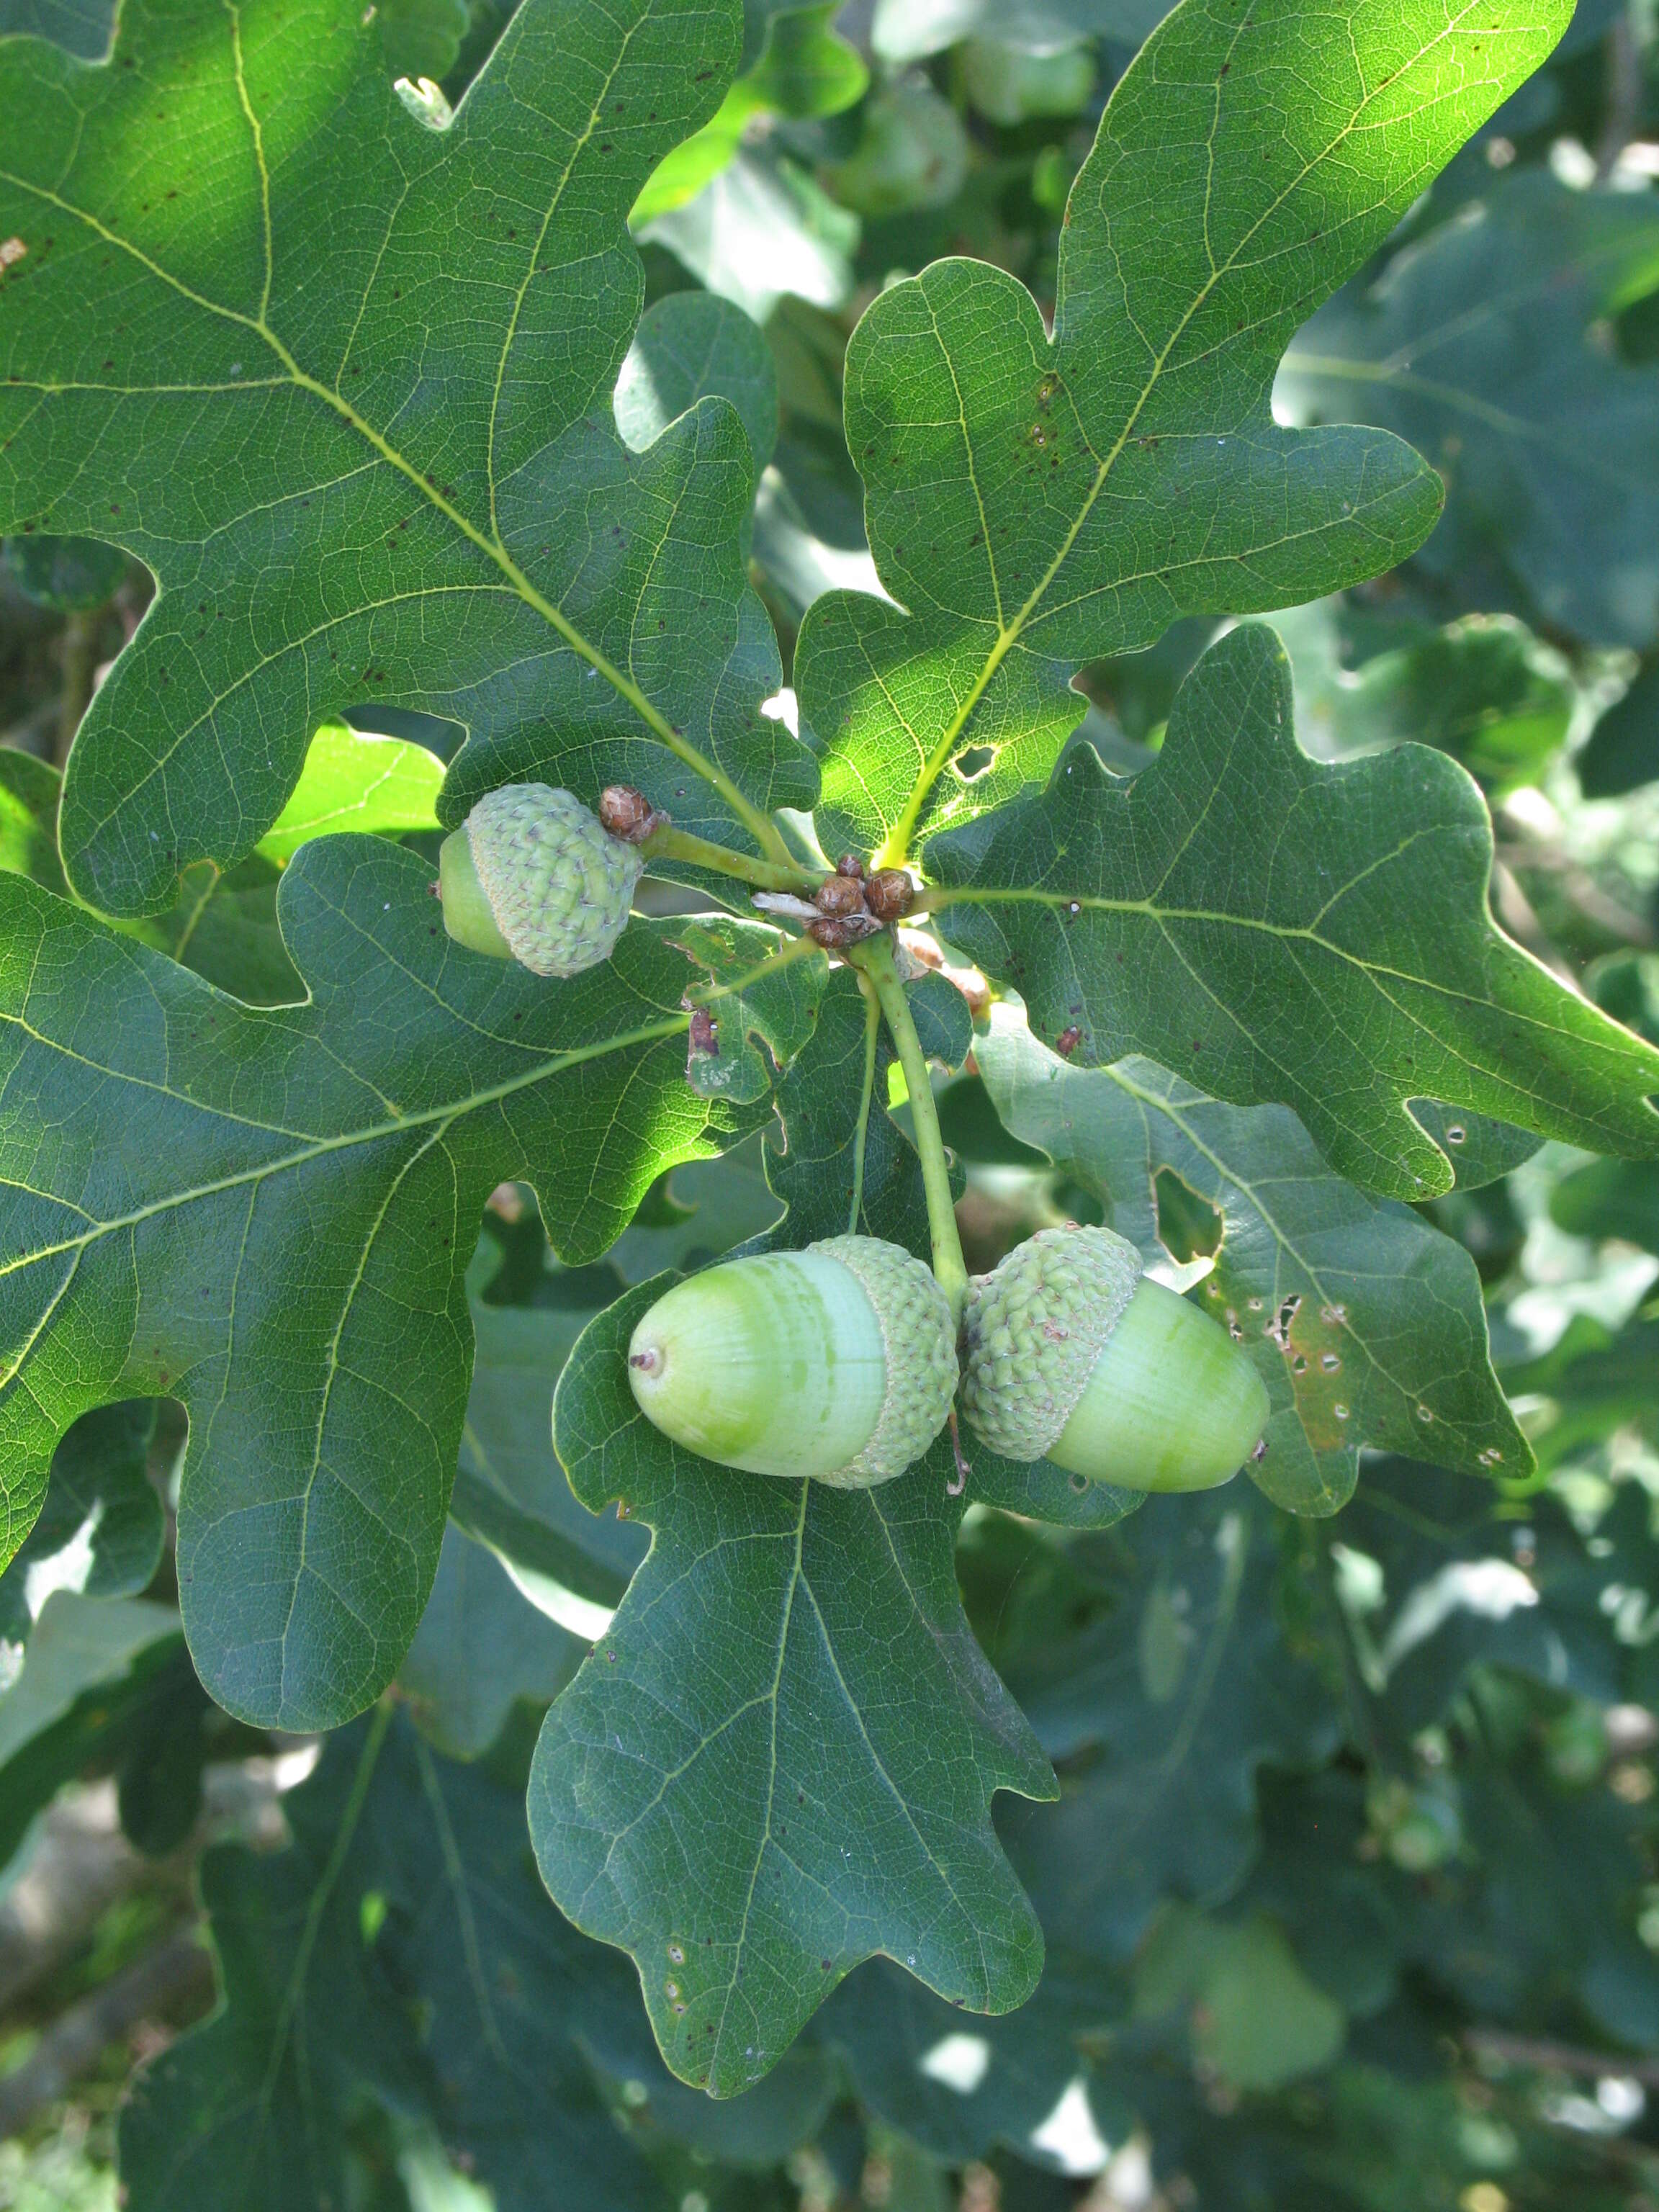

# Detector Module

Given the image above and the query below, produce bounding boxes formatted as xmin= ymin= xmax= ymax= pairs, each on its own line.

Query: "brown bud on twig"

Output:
xmin=863 ymin=868 xmax=915 ymax=923
xmin=835 ymin=853 xmax=866 ymax=880
xmin=598 ymin=784 xmax=664 ymax=844
xmin=809 ymin=912 xmax=883 ymax=950
xmin=814 ymin=874 xmax=866 ymax=919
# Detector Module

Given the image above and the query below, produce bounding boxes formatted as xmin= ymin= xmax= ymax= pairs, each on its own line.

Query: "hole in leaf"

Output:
xmin=1153 ymin=1169 xmax=1223 ymax=1264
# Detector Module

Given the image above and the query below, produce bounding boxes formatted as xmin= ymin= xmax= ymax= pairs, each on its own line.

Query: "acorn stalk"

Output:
xmin=851 ymin=931 xmax=968 ymax=1318
xmin=960 ymin=1225 xmax=1269 ymax=1491
xmin=626 ymin=1236 xmax=958 ymax=1486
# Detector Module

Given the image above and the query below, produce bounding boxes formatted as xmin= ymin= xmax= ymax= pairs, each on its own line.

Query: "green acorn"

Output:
xmin=626 ymin=1236 xmax=958 ymax=1486
xmin=437 ymin=783 xmax=643 ymax=976
xmin=959 ymin=1225 xmax=1269 ymax=1491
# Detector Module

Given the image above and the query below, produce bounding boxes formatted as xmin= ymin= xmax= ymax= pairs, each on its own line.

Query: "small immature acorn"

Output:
xmin=438 ymin=783 xmax=643 ymax=977
xmin=626 ymin=1235 xmax=958 ymax=1485
xmin=959 ymin=1224 xmax=1269 ymax=1491
xmin=835 ymin=853 xmax=867 ymax=880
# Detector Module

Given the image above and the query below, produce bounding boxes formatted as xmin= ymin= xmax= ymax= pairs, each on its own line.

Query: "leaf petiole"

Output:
xmin=851 ymin=932 xmax=968 ymax=1318
xmin=640 ymin=821 xmax=819 ymax=894
xmin=681 ymin=926 xmax=825 ymax=1010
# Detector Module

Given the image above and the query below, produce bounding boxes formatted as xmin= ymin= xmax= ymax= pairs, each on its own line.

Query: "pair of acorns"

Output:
xmin=435 ymin=782 xmax=1269 ymax=1493
xmin=627 ymin=1226 xmax=1270 ymax=1493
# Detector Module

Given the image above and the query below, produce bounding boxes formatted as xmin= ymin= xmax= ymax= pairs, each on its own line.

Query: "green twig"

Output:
xmin=641 ymin=820 xmax=819 ymax=894
xmin=848 ymin=980 xmax=881 ymax=1236
xmin=852 ymin=932 xmax=968 ymax=1317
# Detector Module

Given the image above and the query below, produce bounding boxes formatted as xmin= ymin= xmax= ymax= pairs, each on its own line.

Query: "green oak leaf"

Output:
xmin=256 ymin=719 xmax=443 ymax=863
xmin=531 ymin=1277 xmax=1057 ymax=2098
xmin=796 ymin=0 xmax=1570 ymax=866
xmin=1550 ymin=1154 xmax=1659 ymax=1256
xmin=395 ymin=1520 xmax=581 ymax=1758
xmin=1579 ymin=657 xmax=1659 ymax=799
xmin=615 ymin=291 xmax=779 ymax=484
xmin=928 ymin=624 xmax=1659 ymax=1202
xmin=449 ymin=1297 xmax=649 ymax=1628
xmin=0 ymin=1588 xmax=186 ymax=1868
xmin=0 ymin=744 xmax=68 ymax=889
xmin=670 ymin=912 xmax=830 ymax=1105
xmin=0 ymin=744 xmax=303 ymax=1004
xmin=821 ymin=1952 xmax=1122 ymax=2173
xmin=2 ymin=717 xmax=447 ymax=1004
xmin=0 ymin=837 xmax=814 ymax=1730
xmin=1331 ymin=1456 xmax=1632 ymax=1735
xmin=0 ymin=1399 xmax=161 ymax=1646
xmin=1282 ymin=171 xmax=1659 ymax=651
xmin=119 ymin=1708 xmax=676 ymax=2212
xmin=1001 ymin=1488 xmax=1341 ymax=1958
xmin=0 ymin=0 xmax=817 ymax=917
xmin=973 ymin=1010 xmax=1532 ymax=1514
xmin=764 ymin=963 xmax=937 ymax=1255
xmin=2 ymin=529 xmax=126 ymax=611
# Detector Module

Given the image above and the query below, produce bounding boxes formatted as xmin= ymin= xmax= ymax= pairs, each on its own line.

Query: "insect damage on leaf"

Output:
xmin=928 ymin=624 xmax=1659 ymax=1202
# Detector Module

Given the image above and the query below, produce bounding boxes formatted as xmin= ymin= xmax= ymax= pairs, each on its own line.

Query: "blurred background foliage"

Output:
xmin=2 ymin=0 xmax=1659 ymax=2206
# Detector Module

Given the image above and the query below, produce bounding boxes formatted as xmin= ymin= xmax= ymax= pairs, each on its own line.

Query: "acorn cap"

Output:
xmin=812 ymin=1235 xmax=958 ymax=1483
xmin=960 ymin=1224 xmax=1141 ymax=1463
xmin=441 ymin=783 xmax=643 ymax=977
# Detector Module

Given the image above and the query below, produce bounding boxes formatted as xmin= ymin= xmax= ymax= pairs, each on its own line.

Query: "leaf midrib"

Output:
xmin=0 ymin=1010 xmax=691 ymax=1295
xmin=926 ymin=884 xmax=1659 ymax=1073
xmin=1 ymin=6 xmax=788 ymax=867
xmin=876 ymin=0 xmax=1496 ymax=868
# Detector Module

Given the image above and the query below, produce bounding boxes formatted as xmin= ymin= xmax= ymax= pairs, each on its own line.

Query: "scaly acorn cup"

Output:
xmin=626 ymin=1236 xmax=958 ymax=1487
xmin=437 ymin=783 xmax=644 ymax=977
xmin=960 ymin=1226 xmax=1269 ymax=1492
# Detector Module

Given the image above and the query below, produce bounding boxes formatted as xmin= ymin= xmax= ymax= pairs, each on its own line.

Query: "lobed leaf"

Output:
xmin=532 ymin=1278 xmax=1056 ymax=2098
xmin=930 ymin=624 xmax=1659 ymax=1201
xmin=0 ymin=1398 xmax=161 ymax=1647
xmin=0 ymin=0 xmax=815 ymax=917
xmin=0 ymin=839 xmax=806 ymax=1729
xmin=395 ymin=1519 xmax=580 ymax=1758
xmin=1002 ymin=1488 xmax=1341 ymax=1959
xmin=797 ymin=0 xmax=1571 ymax=866
xmin=974 ymin=1010 xmax=1532 ymax=1514
xmin=1282 ymin=172 xmax=1659 ymax=651
xmin=119 ymin=1709 xmax=676 ymax=2212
